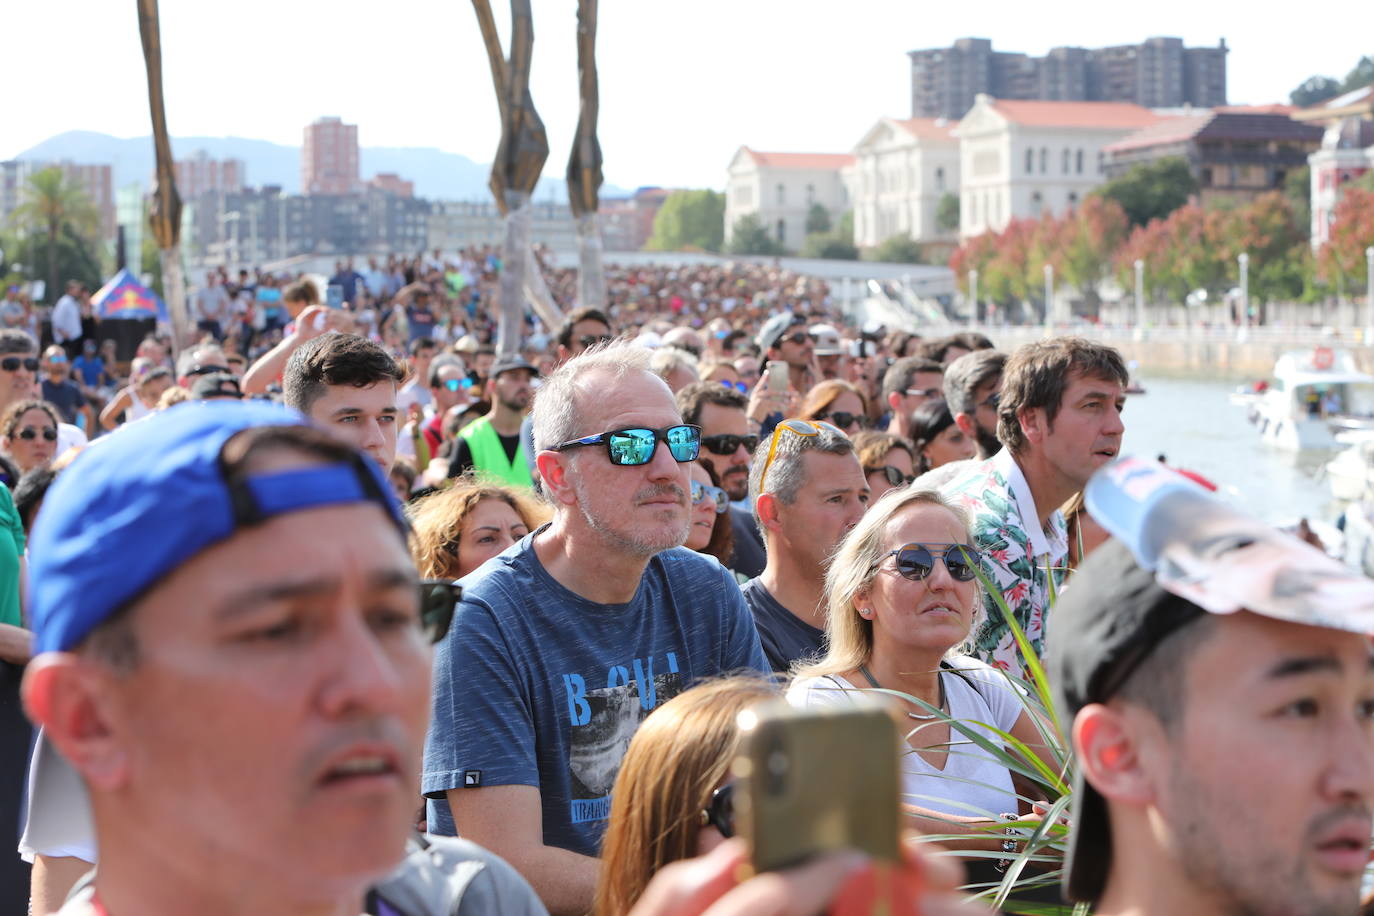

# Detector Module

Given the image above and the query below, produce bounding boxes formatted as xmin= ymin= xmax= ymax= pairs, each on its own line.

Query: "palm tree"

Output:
xmin=11 ymin=167 xmax=100 ymax=303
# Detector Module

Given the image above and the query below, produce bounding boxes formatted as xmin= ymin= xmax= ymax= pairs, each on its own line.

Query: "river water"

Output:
xmin=1121 ymin=374 xmax=1340 ymax=526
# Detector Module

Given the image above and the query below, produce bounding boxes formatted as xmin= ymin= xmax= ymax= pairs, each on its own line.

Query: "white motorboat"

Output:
xmin=1247 ymin=347 xmax=1374 ymax=450
xmin=1325 ymin=432 xmax=1374 ymax=501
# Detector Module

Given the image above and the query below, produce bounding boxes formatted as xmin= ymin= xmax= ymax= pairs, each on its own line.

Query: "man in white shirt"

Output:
xmin=192 ymin=271 xmax=231 ymax=342
xmin=50 ymin=281 xmax=83 ymax=357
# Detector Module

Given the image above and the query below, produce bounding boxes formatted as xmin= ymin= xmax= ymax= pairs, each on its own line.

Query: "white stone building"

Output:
xmin=724 ymin=148 xmax=854 ymax=252
xmin=850 ymin=117 xmax=960 ymax=250
xmin=954 ymin=95 xmax=1161 ymax=238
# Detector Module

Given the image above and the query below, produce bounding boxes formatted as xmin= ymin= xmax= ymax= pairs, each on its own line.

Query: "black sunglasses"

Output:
xmin=17 ymin=426 xmax=57 ymax=442
xmin=866 ymin=465 xmax=914 ymax=487
xmin=551 ymin=424 xmax=701 ymax=466
xmin=700 ymin=433 xmax=759 ymax=456
xmin=779 ymin=331 xmax=812 ymax=347
xmin=578 ymin=334 xmax=615 ymax=349
xmin=0 ymin=357 xmax=39 ymax=373
xmin=699 ymin=783 xmax=735 ymax=838
xmin=418 ymin=579 xmax=462 ymax=644
xmin=818 ymin=410 xmax=867 ymax=431
xmin=881 ymin=543 xmax=981 ymax=582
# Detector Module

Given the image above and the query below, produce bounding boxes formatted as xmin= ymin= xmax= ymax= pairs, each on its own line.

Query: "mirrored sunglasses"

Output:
xmin=551 ymin=424 xmax=701 ymax=467
xmin=443 ymin=377 xmax=474 ymax=392
xmin=690 ymin=480 xmax=729 ymax=513
xmin=700 ymin=433 xmax=759 ymax=456
xmin=882 ymin=543 xmax=980 ymax=582
xmin=718 ymin=379 xmax=748 ymax=393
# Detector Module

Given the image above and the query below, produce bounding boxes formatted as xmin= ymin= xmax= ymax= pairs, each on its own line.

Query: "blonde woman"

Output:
xmin=786 ymin=487 xmax=1055 ymax=866
xmin=409 ymin=474 xmax=551 ymax=580
xmin=593 ymin=677 xmax=778 ymax=915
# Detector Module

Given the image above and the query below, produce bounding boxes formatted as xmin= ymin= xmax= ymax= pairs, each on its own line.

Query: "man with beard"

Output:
xmin=424 ymin=341 xmax=767 ymax=916
xmin=942 ymin=349 xmax=1006 ymax=460
xmin=675 ymin=382 xmax=765 ymax=579
xmin=1049 ymin=457 xmax=1374 ymax=916
xmin=448 ymin=358 xmax=537 ymax=488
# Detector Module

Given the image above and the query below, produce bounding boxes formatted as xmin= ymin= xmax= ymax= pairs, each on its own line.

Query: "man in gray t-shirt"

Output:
xmin=424 ymin=341 xmax=767 ymax=916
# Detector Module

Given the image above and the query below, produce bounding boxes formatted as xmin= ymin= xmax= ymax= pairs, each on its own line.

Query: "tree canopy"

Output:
xmin=10 ymin=167 xmax=102 ymax=303
xmin=644 ymin=189 xmax=725 ymax=252
xmin=1090 ymin=157 xmax=1197 ymax=228
xmin=726 ymin=214 xmax=785 ymax=256
xmin=1289 ymin=55 xmax=1374 ymax=107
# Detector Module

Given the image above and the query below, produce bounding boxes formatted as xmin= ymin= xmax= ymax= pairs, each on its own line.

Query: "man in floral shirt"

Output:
xmin=940 ymin=337 xmax=1127 ymax=678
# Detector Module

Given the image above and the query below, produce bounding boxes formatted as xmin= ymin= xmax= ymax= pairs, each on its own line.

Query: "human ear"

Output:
xmin=534 ymin=451 xmax=576 ymax=506
xmin=755 ymin=492 xmax=782 ymax=534
xmin=22 ymin=655 xmax=129 ymax=791
xmin=886 ymin=391 xmax=903 ymax=413
xmin=1073 ymin=703 xmax=1155 ymax=807
xmin=953 ymin=412 xmax=977 ymax=439
xmin=1018 ymin=406 xmax=1045 ymax=447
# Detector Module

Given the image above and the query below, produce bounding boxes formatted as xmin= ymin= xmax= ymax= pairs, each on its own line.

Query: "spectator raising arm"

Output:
xmin=240 ymin=306 xmax=351 ymax=395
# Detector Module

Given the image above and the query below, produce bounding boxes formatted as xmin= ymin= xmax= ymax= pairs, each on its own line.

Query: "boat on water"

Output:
xmin=1238 ymin=347 xmax=1374 ymax=450
xmin=1325 ymin=432 xmax=1374 ymax=501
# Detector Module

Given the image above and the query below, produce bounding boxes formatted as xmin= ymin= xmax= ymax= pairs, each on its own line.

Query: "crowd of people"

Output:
xmin=1 ymin=249 xmax=1372 ymax=916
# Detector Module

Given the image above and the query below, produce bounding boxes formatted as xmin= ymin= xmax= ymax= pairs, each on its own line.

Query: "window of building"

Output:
xmin=1097 ymin=151 xmax=1105 ymax=174
xmin=1026 ymin=149 xmax=1034 ymax=174
xmin=1031 ymin=190 xmax=1044 ymax=213
xmin=1062 ymin=148 xmax=1070 ymax=174
xmin=806 ymin=184 xmax=815 ymax=205
xmin=1067 ymin=191 xmax=1078 ymax=208
xmin=1040 ymin=148 xmax=1048 ymax=173
xmin=776 ymin=219 xmax=786 ymax=243
xmin=1076 ymin=149 xmax=1084 ymax=174
xmin=777 ymin=184 xmax=785 ymax=206
xmin=935 ymin=167 xmax=946 ymax=191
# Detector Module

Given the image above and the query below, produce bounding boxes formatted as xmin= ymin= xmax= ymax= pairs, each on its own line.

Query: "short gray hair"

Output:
xmin=748 ymin=421 xmax=853 ymax=533
xmin=648 ymin=347 xmax=699 ymax=384
xmin=532 ymin=340 xmax=658 ymax=452
xmin=0 ymin=329 xmax=36 ymax=357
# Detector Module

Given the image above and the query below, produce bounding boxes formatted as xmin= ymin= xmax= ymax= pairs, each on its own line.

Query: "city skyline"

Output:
xmin=5 ymin=0 xmax=1371 ymax=192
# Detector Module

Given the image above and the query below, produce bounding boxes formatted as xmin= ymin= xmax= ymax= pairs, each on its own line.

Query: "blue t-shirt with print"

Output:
xmin=422 ymin=532 xmax=767 ymax=856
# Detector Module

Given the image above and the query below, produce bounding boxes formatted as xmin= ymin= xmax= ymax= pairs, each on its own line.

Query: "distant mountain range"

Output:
xmin=13 ymin=131 xmax=631 ymax=201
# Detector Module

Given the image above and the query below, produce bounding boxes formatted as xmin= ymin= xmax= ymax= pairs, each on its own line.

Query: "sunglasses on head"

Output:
xmin=866 ymin=465 xmax=914 ymax=487
xmin=16 ymin=426 xmax=57 ymax=442
xmin=880 ymin=543 xmax=981 ymax=582
xmin=578 ymin=334 xmax=614 ymax=349
xmin=418 ymin=579 xmax=462 ymax=644
xmin=700 ymin=433 xmax=759 ymax=456
xmin=184 ymin=364 xmax=223 ymax=377
xmin=699 ymin=783 xmax=735 ymax=838
xmin=551 ymin=424 xmax=701 ymax=466
xmin=818 ymin=410 xmax=867 ymax=431
xmin=690 ymin=480 xmax=729 ymax=513
xmin=718 ymin=379 xmax=747 ymax=394
xmin=758 ymin=418 xmax=845 ymax=489
xmin=0 ymin=357 xmax=39 ymax=373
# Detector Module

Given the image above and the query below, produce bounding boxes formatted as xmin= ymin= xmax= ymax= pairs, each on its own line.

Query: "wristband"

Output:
xmin=994 ymin=812 xmax=1019 ymax=873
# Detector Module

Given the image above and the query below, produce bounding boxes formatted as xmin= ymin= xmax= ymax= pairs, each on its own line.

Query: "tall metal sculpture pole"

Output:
xmin=136 ymin=0 xmax=189 ymax=356
xmin=567 ymin=0 xmax=606 ymax=311
xmin=473 ymin=0 xmax=549 ymax=360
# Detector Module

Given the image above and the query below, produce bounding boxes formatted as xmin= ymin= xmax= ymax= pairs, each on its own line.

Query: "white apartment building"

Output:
xmin=724 ymin=147 xmax=853 ymax=251
xmin=955 ymin=95 xmax=1161 ymax=238
xmin=851 ymin=117 xmax=960 ymax=249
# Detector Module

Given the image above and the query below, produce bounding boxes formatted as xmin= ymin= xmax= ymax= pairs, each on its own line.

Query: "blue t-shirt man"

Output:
xmin=422 ymin=533 xmax=767 ymax=856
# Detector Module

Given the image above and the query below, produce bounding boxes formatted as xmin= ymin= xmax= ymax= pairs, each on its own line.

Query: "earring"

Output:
xmin=859 ymin=608 xmax=873 ymax=619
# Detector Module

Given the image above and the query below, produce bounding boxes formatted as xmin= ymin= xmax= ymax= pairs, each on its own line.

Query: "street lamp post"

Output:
xmin=1134 ymin=258 xmax=1145 ymax=341
xmin=1238 ymin=252 xmax=1250 ymax=332
xmin=968 ymin=268 xmax=978 ymax=330
xmin=1365 ymin=245 xmax=1373 ymax=343
xmin=1043 ymin=263 xmax=1054 ymax=334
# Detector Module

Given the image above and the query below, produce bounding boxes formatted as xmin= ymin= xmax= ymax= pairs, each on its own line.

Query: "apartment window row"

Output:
xmin=1024 ymin=146 xmax=1088 ymax=176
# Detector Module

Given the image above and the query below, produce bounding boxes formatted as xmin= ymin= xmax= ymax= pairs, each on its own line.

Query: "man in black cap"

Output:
xmin=448 ymin=357 xmax=537 ymax=488
xmin=1048 ymin=456 xmax=1374 ymax=916
xmin=189 ymin=371 xmax=243 ymax=401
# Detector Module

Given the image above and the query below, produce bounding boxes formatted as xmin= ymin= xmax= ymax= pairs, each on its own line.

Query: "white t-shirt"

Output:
xmin=786 ymin=655 xmax=1023 ymax=819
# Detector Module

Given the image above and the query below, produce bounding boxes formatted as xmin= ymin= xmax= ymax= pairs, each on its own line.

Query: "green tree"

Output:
xmin=1342 ymin=56 xmax=1374 ymax=93
xmin=836 ymin=210 xmax=854 ymax=242
xmin=10 ymin=167 xmax=101 ymax=303
xmin=726 ymin=214 xmax=785 ymax=256
xmin=804 ymin=203 xmax=831 ymax=235
xmin=1057 ymin=196 xmax=1129 ymax=313
xmin=1290 ymin=75 xmax=1342 ymax=107
xmin=1091 ymin=157 xmax=1198 ymax=228
xmin=865 ymin=233 xmax=924 ymax=264
xmin=799 ymin=231 xmax=858 ymax=260
xmin=936 ymin=192 xmax=960 ymax=232
xmin=644 ymin=189 xmax=725 ymax=252
xmin=0 ymin=226 xmax=102 ymax=300
xmin=1284 ymin=165 xmax=1311 ymax=237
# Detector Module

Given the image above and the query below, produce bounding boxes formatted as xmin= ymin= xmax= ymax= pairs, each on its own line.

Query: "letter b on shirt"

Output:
xmin=563 ymin=673 xmax=591 ymax=726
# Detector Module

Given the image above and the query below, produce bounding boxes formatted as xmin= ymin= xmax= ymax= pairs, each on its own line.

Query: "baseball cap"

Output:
xmin=809 ymin=323 xmax=843 ymax=356
xmin=27 ymin=401 xmax=407 ymax=654
xmin=189 ymin=371 xmax=243 ymax=400
xmin=756 ymin=312 xmax=806 ymax=352
xmin=490 ymin=357 xmax=539 ymax=380
xmin=1050 ymin=456 xmax=1374 ymax=902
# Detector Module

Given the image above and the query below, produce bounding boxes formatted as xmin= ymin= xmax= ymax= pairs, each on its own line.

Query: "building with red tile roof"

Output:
xmin=850 ymin=117 xmax=960 ymax=254
xmin=725 ymin=147 xmax=854 ymax=252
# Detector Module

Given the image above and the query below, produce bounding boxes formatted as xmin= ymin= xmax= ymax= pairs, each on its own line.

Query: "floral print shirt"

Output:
xmin=940 ymin=450 xmax=1068 ymax=679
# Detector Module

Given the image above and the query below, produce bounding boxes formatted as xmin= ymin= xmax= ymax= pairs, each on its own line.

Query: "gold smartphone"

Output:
xmin=766 ymin=359 xmax=790 ymax=391
xmin=734 ymin=700 xmax=901 ymax=873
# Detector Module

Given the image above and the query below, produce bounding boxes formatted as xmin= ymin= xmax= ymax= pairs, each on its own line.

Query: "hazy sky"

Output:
xmin=5 ymin=0 xmax=1369 ymax=192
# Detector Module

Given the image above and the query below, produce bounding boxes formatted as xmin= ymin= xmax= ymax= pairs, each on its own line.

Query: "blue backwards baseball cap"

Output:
xmin=28 ymin=401 xmax=407 ymax=653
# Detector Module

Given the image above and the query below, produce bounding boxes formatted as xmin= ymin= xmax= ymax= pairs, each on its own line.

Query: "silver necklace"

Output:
xmin=858 ymin=665 xmax=946 ymax=720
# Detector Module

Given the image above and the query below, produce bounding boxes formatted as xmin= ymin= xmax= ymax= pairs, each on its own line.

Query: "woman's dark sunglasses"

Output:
xmin=550 ymin=424 xmax=701 ymax=466
xmin=690 ymin=480 xmax=729 ymax=513
xmin=700 ymin=433 xmax=759 ymax=456
xmin=882 ymin=543 xmax=980 ymax=582
xmin=865 ymin=465 xmax=914 ymax=487
xmin=819 ymin=410 xmax=867 ymax=431
xmin=418 ymin=580 xmax=462 ymax=644
xmin=699 ymin=783 xmax=735 ymax=838
xmin=0 ymin=357 xmax=39 ymax=373
xmin=17 ymin=426 xmax=57 ymax=442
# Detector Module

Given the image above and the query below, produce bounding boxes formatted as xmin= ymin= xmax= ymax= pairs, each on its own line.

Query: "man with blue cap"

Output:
xmin=19 ymin=403 xmax=545 ymax=915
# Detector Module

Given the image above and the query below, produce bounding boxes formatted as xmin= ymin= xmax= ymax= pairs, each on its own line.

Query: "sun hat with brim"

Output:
xmin=1050 ymin=456 xmax=1374 ymax=903
xmin=27 ymin=401 xmax=406 ymax=654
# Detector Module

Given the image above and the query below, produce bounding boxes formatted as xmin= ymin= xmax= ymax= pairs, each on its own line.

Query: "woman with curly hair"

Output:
xmin=408 ymin=473 xmax=551 ymax=579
